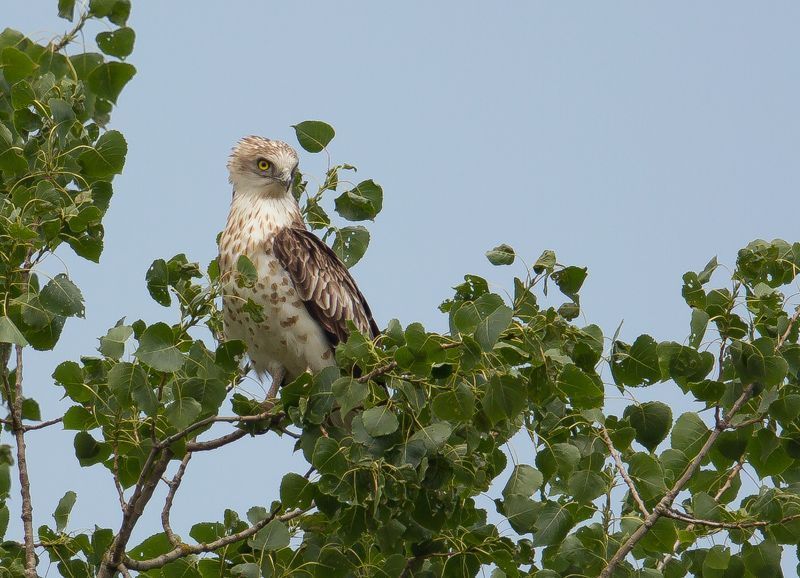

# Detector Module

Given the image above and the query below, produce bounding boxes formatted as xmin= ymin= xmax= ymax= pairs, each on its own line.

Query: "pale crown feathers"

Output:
xmin=227 ymin=136 xmax=299 ymax=198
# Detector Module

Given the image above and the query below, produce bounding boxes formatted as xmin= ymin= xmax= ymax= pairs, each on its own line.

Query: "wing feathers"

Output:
xmin=273 ymin=227 xmax=379 ymax=346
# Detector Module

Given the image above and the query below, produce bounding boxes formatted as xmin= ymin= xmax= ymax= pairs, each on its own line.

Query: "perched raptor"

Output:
xmin=218 ymin=136 xmax=378 ymax=389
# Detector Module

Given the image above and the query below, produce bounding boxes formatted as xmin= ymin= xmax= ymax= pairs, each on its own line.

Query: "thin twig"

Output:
xmin=600 ymin=383 xmax=755 ymax=578
xmin=157 ymin=410 xmax=284 ymax=450
xmin=116 ymin=564 xmax=133 ymax=578
xmin=23 ymin=416 xmax=63 ymax=431
xmin=663 ymin=508 xmax=800 ymax=529
xmin=162 ymin=453 xmax=192 ymax=547
xmin=599 ymin=425 xmax=649 ymax=518
xmin=357 ymin=341 xmax=461 ymax=384
xmin=185 ymin=429 xmax=248 ymax=452
xmin=714 ymin=459 xmax=744 ymax=500
xmin=49 ymin=10 xmax=91 ymax=52
xmin=124 ymin=507 xmax=309 ymax=571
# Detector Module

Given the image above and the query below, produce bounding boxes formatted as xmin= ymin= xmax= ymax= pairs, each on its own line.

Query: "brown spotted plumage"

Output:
xmin=218 ymin=136 xmax=378 ymax=387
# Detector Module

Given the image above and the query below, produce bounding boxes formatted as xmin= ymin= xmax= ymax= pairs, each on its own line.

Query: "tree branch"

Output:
xmin=157 ymin=410 xmax=284 ymax=450
xmin=162 ymin=453 xmax=191 ymax=547
xmin=663 ymin=508 xmax=800 ymax=529
xmin=124 ymin=507 xmax=308 ymax=572
xmin=599 ymin=425 xmax=650 ymax=518
xmin=23 ymin=416 xmax=63 ymax=431
xmin=98 ymin=449 xmax=173 ymax=578
xmin=7 ymin=345 xmax=37 ymax=578
xmin=600 ymin=382 xmax=755 ymax=578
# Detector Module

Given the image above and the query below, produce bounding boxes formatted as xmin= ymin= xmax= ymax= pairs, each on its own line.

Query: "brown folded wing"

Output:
xmin=273 ymin=227 xmax=379 ymax=346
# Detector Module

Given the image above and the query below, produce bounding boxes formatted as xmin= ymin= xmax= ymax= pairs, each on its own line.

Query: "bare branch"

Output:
xmin=185 ymin=429 xmax=248 ymax=452
xmin=124 ymin=507 xmax=309 ymax=572
xmin=98 ymin=450 xmax=173 ymax=578
xmin=162 ymin=453 xmax=192 ymax=547
xmin=7 ymin=345 xmax=36 ymax=578
xmin=599 ymin=425 xmax=650 ymax=518
xmin=600 ymin=383 xmax=755 ymax=578
xmin=23 ymin=416 xmax=63 ymax=431
xmin=157 ymin=410 xmax=284 ymax=450
xmin=714 ymin=459 xmax=744 ymax=501
xmin=663 ymin=508 xmax=800 ymax=529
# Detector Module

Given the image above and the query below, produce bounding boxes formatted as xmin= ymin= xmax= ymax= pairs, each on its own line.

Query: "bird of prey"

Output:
xmin=218 ymin=136 xmax=379 ymax=391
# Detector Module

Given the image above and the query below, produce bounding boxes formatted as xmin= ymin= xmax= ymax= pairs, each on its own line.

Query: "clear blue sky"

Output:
xmin=6 ymin=0 xmax=800 ymax=571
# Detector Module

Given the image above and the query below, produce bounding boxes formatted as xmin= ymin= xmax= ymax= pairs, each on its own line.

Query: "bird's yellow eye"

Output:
xmin=257 ymin=159 xmax=270 ymax=171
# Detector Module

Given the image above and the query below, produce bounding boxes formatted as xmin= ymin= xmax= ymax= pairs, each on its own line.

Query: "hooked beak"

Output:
xmin=281 ymin=172 xmax=293 ymax=191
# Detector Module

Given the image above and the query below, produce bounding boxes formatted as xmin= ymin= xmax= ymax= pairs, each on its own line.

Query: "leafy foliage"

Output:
xmin=1 ymin=3 xmax=800 ymax=578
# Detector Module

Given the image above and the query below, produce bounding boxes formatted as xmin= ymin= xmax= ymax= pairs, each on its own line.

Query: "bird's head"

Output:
xmin=227 ymin=136 xmax=299 ymax=197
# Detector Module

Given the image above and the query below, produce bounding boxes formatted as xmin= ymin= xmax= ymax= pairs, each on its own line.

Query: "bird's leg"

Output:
xmin=266 ymin=366 xmax=285 ymax=401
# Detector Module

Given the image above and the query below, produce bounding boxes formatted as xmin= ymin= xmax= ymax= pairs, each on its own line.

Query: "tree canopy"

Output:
xmin=0 ymin=2 xmax=799 ymax=577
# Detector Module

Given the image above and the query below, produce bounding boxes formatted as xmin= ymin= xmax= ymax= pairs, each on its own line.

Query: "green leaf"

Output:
xmin=532 ymin=502 xmax=574 ymax=546
xmin=481 ymin=374 xmax=526 ymax=425
xmin=475 ymin=304 xmax=513 ymax=351
xmin=552 ymin=266 xmax=588 ymax=298
xmin=58 ymin=0 xmax=76 ymax=20
xmin=409 ymin=422 xmax=452 ymax=453
xmin=53 ymin=491 xmax=76 ymax=532
xmin=557 ymin=364 xmax=603 ymax=409
xmin=486 ymin=244 xmax=516 ymax=266
xmin=689 ymin=308 xmax=710 ymax=348
xmin=293 ymin=120 xmax=335 ymax=153
xmin=189 ymin=522 xmax=225 ymax=544
xmin=21 ymin=398 xmax=40 ymax=421
xmin=99 ymin=324 xmax=133 ymax=359
xmin=249 ymin=519 xmax=290 ymax=551
xmin=742 ymin=540 xmax=782 ymax=576
xmin=0 ymin=316 xmax=28 ymax=345
xmin=87 ymin=61 xmax=136 ymax=103
xmin=361 ymin=406 xmax=399 ymax=437
xmin=96 ymin=27 xmax=135 ymax=58
xmin=624 ymin=401 xmax=673 ymax=452
xmin=165 ymin=397 xmax=202 ymax=430
xmin=63 ymin=406 xmax=93 ymax=430
xmin=331 ymin=377 xmax=367 ymax=416
xmin=334 ymin=180 xmax=383 ymax=221
xmin=231 ymin=563 xmax=260 ymax=578
xmin=280 ymin=473 xmax=315 ymax=509
xmin=53 ymin=361 xmax=89 ymax=402
xmin=332 ymin=226 xmax=369 ymax=268
xmin=146 ymin=259 xmax=170 ymax=306
xmin=236 ymin=255 xmax=258 ymax=286
xmin=129 ymin=533 xmax=172 ymax=561
xmin=134 ymin=323 xmax=185 ymax=372
xmin=533 ymin=250 xmax=556 ymax=274
xmin=671 ymin=412 xmax=709 ymax=459
xmin=432 ymin=382 xmax=475 ymax=422
xmin=503 ymin=495 xmax=540 ymax=534
xmin=611 ymin=334 xmax=661 ymax=387
xmin=536 ymin=443 xmax=581 ymax=480
xmin=312 ymin=437 xmax=347 ymax=476
xmin=10 ymin=81 xmax=35 ymax=109
xmin=108 ymin=362 xmax=147 ymax=405
xmin=568 ymin=470 xmax=606 ymax=503
xmin=40 ymin=274 xmax=85 ymax=318
xmin=1 ymin=47 xmax=37 ymax=83
xmin=79 ymin=130 xmax=127 ymax=177
xmin=627 ymin=452 xmax=667 ymax=499
xmin=502 ymin=465 xmax=543 ymax=499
